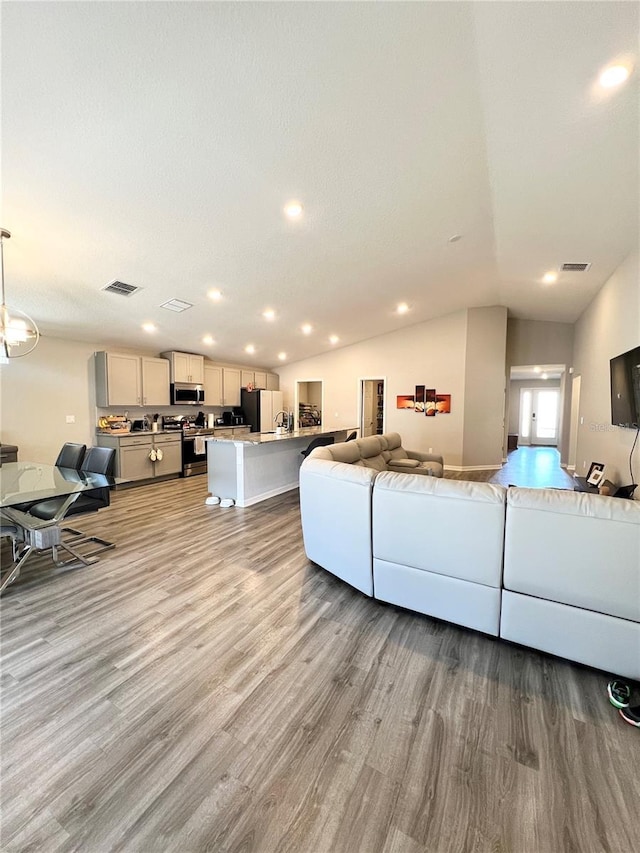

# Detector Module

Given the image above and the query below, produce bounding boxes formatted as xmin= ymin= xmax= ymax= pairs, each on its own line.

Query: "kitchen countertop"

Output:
xmin=207 ymin=426 xmax=355 ymax=445
xmin=96 ymin=425 xmax=252 ymax=437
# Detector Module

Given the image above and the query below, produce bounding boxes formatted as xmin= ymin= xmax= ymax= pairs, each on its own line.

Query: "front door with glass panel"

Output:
xmin=519 ymin=388 xmax=559 ymax=446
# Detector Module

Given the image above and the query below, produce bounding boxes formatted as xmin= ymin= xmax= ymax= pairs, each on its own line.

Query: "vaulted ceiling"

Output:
xmin=2 ymin=1 xmax=637 ymax=368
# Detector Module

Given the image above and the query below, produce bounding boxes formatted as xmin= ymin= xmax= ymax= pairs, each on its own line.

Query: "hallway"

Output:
xmin=448 ymin=446 xmax=576 ymax=489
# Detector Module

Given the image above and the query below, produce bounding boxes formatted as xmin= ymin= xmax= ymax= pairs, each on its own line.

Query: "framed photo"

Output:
xmin=586 ymin=462 xmax=605 ymax=486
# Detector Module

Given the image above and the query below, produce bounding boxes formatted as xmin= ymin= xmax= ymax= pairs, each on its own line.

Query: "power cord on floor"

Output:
xmin=630 ymin=426 xmax=639 ymax=488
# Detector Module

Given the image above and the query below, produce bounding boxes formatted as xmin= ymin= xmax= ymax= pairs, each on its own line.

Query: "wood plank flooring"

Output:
xmin=1 ymin=470 xmax=638 ymax=853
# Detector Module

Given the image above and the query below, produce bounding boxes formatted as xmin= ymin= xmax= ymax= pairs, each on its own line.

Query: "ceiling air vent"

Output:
xmin=102 ymin=279 xmax=140 ymax=296
xmin=561 ymin=263 xmax=591 ymax=272
xmin=160 ymin=298 xmax=194 ymax=313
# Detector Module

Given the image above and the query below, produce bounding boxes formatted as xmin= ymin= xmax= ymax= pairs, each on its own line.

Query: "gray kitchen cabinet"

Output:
xmin=97 ymin=432 xmax=182 ymax=483
xmin=161 ymin=351 xmax=205 ymax=384
xmin=204 ymin=363 xmax=223 ymax=406
xmin=222 ymin=367 xmax=241 ymax=406
xmin=266 ymin=373 xmax=279 ymax=391
xmin=254 ymin=371 xmax=267 ymax=389
xmin=152 ymin=434 xmax=182 ymax=476
xmin=95 ymin=352 xmax=170 ymax=407
xmin=95 ymin=351 xmax=141 ymax=406
xmin=141 ymin=357 xmax=170 ymax=405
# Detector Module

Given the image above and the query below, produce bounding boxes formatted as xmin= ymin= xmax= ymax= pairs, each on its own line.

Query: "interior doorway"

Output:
xmin=359 ymin=378 xmax=385 ymax=437
xmin=519 ymin=387 xmax=560 ymax=446
xmin=295 ymin=380 xmax=323 ymax=428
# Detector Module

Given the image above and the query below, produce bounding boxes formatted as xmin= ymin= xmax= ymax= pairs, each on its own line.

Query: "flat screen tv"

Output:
xmin=610 ymin=345 xmax=640 ymax=428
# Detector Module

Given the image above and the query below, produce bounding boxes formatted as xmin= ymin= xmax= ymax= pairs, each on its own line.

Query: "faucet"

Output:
xmin=274 ymin=411 xmax=289 ymax=430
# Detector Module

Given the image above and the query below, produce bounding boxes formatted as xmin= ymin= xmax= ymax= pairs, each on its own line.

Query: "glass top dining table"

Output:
xmin=1 ymin=462 xmax=120 ymax=595
xmin=0 ymin=462 xmax=115 ymax=508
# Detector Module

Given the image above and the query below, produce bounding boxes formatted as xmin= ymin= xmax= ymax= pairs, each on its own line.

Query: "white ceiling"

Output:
xmin=2 ymin=1 xmax=638 ymax=369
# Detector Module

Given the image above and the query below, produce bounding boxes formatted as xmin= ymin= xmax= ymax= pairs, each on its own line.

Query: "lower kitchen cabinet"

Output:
xmin=97 ymin=432 xmax=182 ymax=483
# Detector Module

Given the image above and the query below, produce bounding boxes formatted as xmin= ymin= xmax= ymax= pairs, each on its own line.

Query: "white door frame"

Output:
xmin=567 ymin=374 xmax=581 ymax=470
xmin=519 ymin=386 xmax=560 ymax=446
xmin=358 ymin=376 xmax=386 ymax=437
xmin=295 ymin=379 xmax=324 ymax=429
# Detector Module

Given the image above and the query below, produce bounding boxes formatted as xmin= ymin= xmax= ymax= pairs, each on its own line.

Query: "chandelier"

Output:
xmin=0 ymin=228 xmax=39 ymax=360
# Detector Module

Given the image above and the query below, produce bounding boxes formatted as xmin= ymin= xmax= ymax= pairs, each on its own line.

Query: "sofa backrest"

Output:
xmin=299 ymin=456 xmax=377 ymax=596
xmin=310 ymin=435 xmax=389 ymax=470
xmin=504 ymin=487 xmax=640 ymax=622
xmin=373 ymin=472 xmax=507 ymax=588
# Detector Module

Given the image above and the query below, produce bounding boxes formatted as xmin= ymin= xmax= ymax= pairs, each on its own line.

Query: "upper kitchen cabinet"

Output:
xmin=241 ymin=370 xmax=254 ymax=388
xmin=161 ymin=351 xmax=205 ymax=384
xmin=254 ymin=371 xmax=267 ymax=389
xmin=141 ymin=357 xmax=170 ymax=405
xmin=222 ymin=367 xmax=241 ymax=406
xmin=204 ymin=362 xmax=223 ymax=406
xmin=95 ymin=352 xmax=170 ymax=407
xmin=266 ymin=373 xmax=280 ymax=391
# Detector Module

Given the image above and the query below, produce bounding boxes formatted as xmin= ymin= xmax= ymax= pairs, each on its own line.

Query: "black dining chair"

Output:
xmin=55 ymin=442 xmax=87 ymax=469
xmin=301 ymin=436 xmax=335 ymax=459
xmin=25 ymin=447 xmax=116 ymax=563
xmin=28 ymin=446 xmax=115 ymax=521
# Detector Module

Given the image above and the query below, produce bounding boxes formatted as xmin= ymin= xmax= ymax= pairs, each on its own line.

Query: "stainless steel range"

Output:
xmin=163 ymin=416 xmax=214 ymax=477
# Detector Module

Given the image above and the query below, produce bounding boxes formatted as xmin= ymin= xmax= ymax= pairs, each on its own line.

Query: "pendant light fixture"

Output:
xmin=0 ymin=228 xmax=39 ymax=360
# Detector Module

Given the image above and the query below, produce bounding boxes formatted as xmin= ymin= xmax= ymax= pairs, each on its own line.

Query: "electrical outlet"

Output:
xmin=66 ymin=415 xmax=75 ymax=424
xmin=428 ymin=447 xmax=433 ymax=454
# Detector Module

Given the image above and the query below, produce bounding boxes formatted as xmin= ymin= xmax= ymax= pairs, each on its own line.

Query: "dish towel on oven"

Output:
xmin=195 ymin=436 xmax=206 ymax=455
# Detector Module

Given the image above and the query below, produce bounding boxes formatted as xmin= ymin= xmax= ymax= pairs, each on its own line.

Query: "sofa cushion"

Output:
xmin=504 ymin=487 xmax=640 ymax=623
xmin=386 ymin=458 xmax=420 ymax=470
xmin=373 ymin=472 xmax=507 ymax=587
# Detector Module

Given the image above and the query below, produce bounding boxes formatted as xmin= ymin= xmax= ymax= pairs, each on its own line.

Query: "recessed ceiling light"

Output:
xmin=329 ymin=335 xmax=339 ymax=345
xmin=448 ymin=234 xmax=462 ymax=243
xmin=245 ymin=344 xmax=256 ymax=354
xmin=542 ymin=271 xmax=558 ymax=284
xmin=301 ymin=323 xmax=313 ymax=335
xmin=278 ymin=352 xmax=287 ymax=361
xmin=533 ymin=366 xmax=541 ymax=374
xmin=599 ymin=64 xmax=631 ymax=88
xmin=284 ymin=200 xmax=303 ymax=219
xmin=202 ymin=335 xmax=215 ymax=345
xmin=208 ymin=289 xmax=223 ymax=301
xmin=396 ymin=303 xmax=409 ymax=314
xmin=142 ymin=322 xmax=157 ymax=333
xmin=263 ymin=309 xmax=276 ymax=321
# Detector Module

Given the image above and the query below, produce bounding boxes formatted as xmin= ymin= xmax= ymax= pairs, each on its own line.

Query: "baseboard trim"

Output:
xmin=237 ymin=481 xmax=299 ymax=508
xmin=444 ymin=465 xmax=503 ymax=473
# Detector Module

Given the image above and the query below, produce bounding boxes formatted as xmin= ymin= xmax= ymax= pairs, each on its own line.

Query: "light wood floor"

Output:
xmin=1 ymin=471 xmax=637 ymax=853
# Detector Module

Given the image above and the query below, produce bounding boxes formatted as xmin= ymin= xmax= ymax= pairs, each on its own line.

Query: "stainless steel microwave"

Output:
xmin=171 ymin=382 xmax=205 ymax=405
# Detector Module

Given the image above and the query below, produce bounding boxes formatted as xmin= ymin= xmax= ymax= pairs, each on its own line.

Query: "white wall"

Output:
xmin=573 ymin=251 xmax=640 ymax=497
xmin=0 ymin=337 xmax=104 ymax=462
xmin=278 ymin=309 xmax=470 ymax=467
xmin=462 ymin=306 xmax=507 ymax=468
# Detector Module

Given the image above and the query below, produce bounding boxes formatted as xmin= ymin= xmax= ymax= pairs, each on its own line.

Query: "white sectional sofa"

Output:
xmin=299 ymin=440 xmax=640 ymax=679
xmin=373 ymin=473 xmax=506 ymax=635
xmin=501 ymin=487 xmax=640 ymax=680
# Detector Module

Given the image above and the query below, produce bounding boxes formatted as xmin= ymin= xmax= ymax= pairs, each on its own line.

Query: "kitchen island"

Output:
xmin=206 ymin=427 xmax=354 ymax=507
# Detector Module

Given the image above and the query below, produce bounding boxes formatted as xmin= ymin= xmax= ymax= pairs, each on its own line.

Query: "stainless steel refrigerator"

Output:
xmin=241 ymin=389 xmax=285 ymax=433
